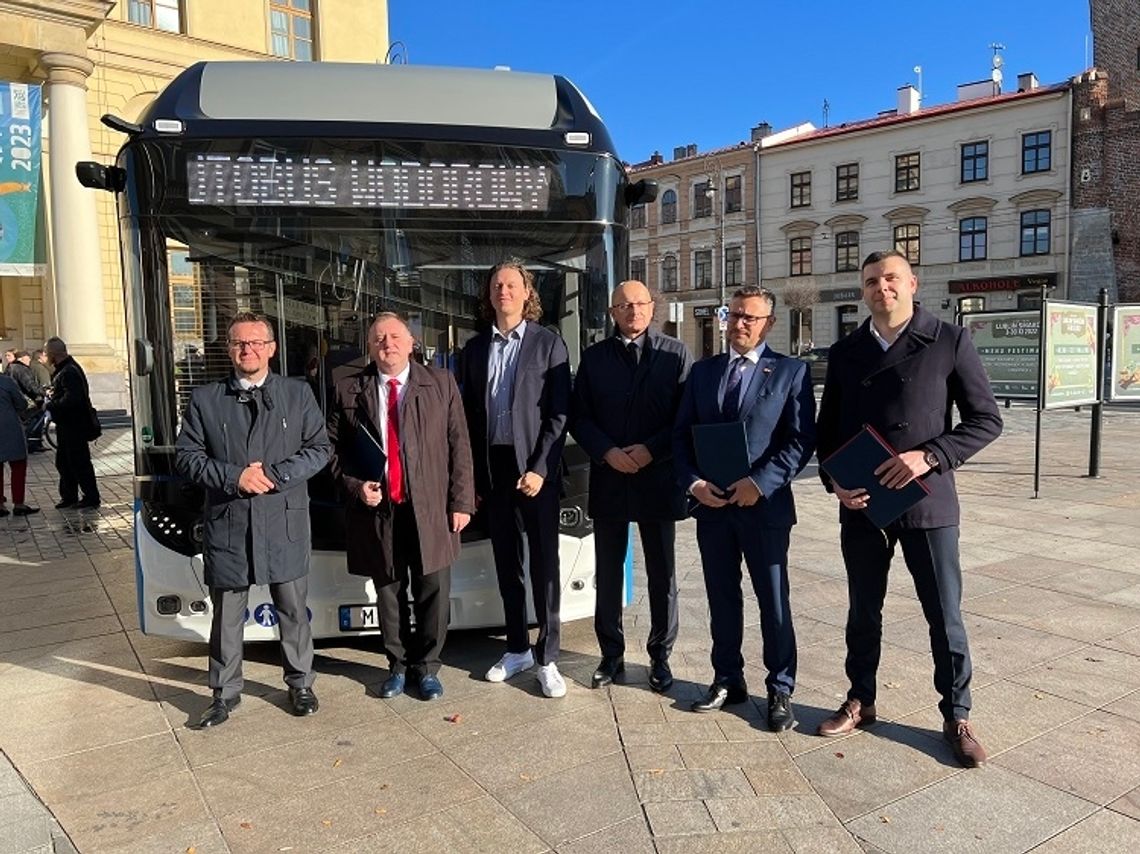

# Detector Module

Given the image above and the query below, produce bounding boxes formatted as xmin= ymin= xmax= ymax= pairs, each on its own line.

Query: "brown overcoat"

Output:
xmin=327 ymin=360 xmax=475 ymax=585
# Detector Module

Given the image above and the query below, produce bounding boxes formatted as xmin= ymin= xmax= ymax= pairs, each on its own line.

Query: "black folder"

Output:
xmin=819 ymin=425 xmax=930 ymax=529
xmin=354 ymin=422 xmax=386 ymax=482
xmin=692 ymin=421 xmax=751 ymax=493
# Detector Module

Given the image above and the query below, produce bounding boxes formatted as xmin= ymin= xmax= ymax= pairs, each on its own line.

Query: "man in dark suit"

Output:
xmin=571 ymin=280 xmax=692 ymax=692
xmin=815 ymin=250 xmax=1002 ymax=768
xmin=327 ymin=312 xmax=475 ymax=701
xmin=461 ymin=259 xmax=571 ymax=698
xmin=673 ymin=285 xmax=816 ymax=731
xmin=43 ymin=337 xmax=101 ymax=509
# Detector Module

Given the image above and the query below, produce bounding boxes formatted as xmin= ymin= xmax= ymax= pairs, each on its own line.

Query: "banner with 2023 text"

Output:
xmin=0 ymin=81 xmax=44 ymax=276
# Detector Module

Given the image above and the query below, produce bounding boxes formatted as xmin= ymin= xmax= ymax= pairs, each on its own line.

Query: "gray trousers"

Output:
xmin=208 ymin=576 xmax=315 ymax=700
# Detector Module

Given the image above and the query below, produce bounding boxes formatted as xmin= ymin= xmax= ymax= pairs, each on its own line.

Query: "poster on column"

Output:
xmin=0 ymin=81 xmax=44 ymax=275
xmin=1041 ymin=300 xmax=1100 ymax=410
xmin=1109 ymin=304 xmax=1140 ymax=401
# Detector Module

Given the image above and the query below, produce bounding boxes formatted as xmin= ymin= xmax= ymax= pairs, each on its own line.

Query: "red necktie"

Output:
xmin=386 ymin=378 xmax=404 ymax=503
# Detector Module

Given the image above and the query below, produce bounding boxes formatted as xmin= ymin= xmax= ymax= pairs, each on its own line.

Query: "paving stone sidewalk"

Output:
xmin=2 ymin=406 xmax=1140 ymax=853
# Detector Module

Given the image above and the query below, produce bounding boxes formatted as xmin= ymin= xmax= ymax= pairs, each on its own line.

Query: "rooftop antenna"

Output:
xmin=989 ymin=42 xmax=1005 ymax=94
xmin=822 ymin=98 xmax=830 ymax=128
xmin=913 ymin=65 xmax=923 ymax=106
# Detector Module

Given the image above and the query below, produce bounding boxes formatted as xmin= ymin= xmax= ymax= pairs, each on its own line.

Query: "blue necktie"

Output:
xmin=722 ymin=356 xmax=744 ymax=421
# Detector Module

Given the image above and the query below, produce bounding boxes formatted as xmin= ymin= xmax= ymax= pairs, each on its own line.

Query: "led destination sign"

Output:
xmin=187 ymin=154 xmax=552 ymax=211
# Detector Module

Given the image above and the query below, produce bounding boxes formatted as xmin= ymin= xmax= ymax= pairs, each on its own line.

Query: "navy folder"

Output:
xmin=354 ymin=422 xmax=386 ymax=482
xmin=819 ymin=425 xmax=930 ymax=529
xmin=692 ymin=421 xmax=751 ymax=493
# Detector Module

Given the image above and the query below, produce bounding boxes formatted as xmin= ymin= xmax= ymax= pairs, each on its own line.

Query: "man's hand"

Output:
xmin=517 ymin=471 xmax=544 ymax=497
xmin=603 ymin=447 xmax=640 ymax=473
xmin=727 ymin=477 xmax=762 ymax=507
xmin=238 ymin=462 xmax=276 ymax=495
xmin=875 ymin=450 xmax=931 ymax=489
xmin=833 ymin=483 xmax=869 ymax=510
xmin=359 ymin=480 xmax=384 ymax=507
xmin=691 ymin=480 xmax=730 ymax=508
xmin=451 ymin=511 xmax=471 ymax=533
xmin=623 ymin=444 xmax=653 ymax=469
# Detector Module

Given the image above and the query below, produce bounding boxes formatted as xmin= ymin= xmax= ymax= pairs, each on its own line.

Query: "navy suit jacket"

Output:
xmin=816 ymin=305 xmax=1002 ymax=529
xmin=673 ymin=348 xmax=816 ymax=528
xmin=460 ymin=322 xmax=571 ymax=497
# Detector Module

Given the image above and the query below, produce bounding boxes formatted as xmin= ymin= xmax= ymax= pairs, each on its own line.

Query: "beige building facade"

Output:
xmin=0 ymin=1 xmax=388 ymax=409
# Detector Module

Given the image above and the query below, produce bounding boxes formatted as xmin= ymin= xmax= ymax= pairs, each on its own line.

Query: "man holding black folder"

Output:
xmin=673 ymin=285 xmax=816 ymax=731
xmin=815 ymin=250 xmax=1002 ymax=767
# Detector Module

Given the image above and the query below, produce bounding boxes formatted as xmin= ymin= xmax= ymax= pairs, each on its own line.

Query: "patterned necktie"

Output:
xmin=386 ymin=378 xmax=404 ymax=503
xmin=627 ymin=341 xmax=639 ymax=364
xmin=722 ymin=356 xmax=744 ymax=422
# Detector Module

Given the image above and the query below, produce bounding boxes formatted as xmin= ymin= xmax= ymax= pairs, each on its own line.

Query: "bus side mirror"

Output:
xmin=76 ymin=161 xmax=127 ymax=193
xmin=625 ymin=179 xmax=658 ymax=206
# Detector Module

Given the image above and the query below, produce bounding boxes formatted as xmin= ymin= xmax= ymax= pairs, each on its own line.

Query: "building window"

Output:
xmin=958 ymin=296 xmax=986 ymax=316
xmin=836 ymin=163 xmax=859 ymax=201
xmin=895 ymin=152 xmax=921 ymax=193
xmin=789 ymin=237 xmax=812 ymax=276
xmin=270 ymin=0 xmax=315 ymax=61
xmin=1020 ymin=209 xmax=1051 ymax=255
xmin=835 ymin=231 xmax=860 ymax=272
xmin=959 ymin=217 xmax=988 ymax=261
xmin=630 ymin=257 xmax=647 ymax=283
xmin=961 ymin=141 xmax=988 ymax=183
xmin=661 ymin=256 xmax=678 ymax=292
xmin=631 ymin=205 xmax=646 ymax=229
xmin=693 ymin=182 xmax=712 ymax=218
xmin=660 ymin=189 xmax=677 ymax=225
xmin=724 ymin=175 xmax=743 ymax=213
xmin=128 ymin=0 xmax=182 ymax=32
xmin=790 ymin=171 xmax=811 ymax=208
xmin=1022 ymin=130 xmax=1052 ymax=174
xmin=694 ymin=250 xmax=713 ymax=288
xmin=894 ymin=223 xmax=921 ymax=265
xmin=725 ymin=246 xmax=742 ymax=286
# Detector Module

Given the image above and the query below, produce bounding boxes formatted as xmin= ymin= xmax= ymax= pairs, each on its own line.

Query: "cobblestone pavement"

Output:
xmin=2 ymin=406 xmax=1140 ymax=853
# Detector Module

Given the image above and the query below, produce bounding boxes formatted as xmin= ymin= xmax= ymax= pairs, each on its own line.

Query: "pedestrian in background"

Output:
xmin=43 ymin=337 xmax=101 ymax=509
xmin=31 ymin=349 xmax=53 ymax=390
xmin=0 ymin=372 xmax=39 ymax=517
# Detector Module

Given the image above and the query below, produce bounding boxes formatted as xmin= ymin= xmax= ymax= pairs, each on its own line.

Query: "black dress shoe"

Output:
xmin=648 ymin=659 xmax=674 ymax=693
xmin=288 ymin=686 xmax=319 ymax=716
xmin=418 ymin=673 xmax=444 ymax=701
xmin=690 ymin=682 xmax=749 ymax=713
xmin=591 ymin=656 xmax=624 ymax=688
xmin=74 ymin=498 xmax=101 ymax=509
xmin=380 ymin=672 xmax=405 ymax=698
xmin=198 ymin=695 xmax=241 ymax=728
xmin=767 ymin=690 xmax=796 ymax=732
xmin=54 ymin=499 xmax=78 ymax=510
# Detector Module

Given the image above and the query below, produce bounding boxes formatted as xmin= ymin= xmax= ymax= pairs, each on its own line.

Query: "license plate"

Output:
xmin=338 ymin=604 xmax=380 ymax=631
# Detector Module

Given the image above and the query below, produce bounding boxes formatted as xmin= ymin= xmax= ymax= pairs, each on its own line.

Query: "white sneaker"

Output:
xmin=485 ymin=649 xmax=535 ymax=682
xmin=537 ymin=662 xmax=567 ymax=698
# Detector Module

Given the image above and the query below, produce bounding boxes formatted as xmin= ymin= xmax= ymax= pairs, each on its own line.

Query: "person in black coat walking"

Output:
xmin=44 ymin=338 xmax=100 ymax=509
xmin=815 ymin=251 xmax=1002 ymax=767
xmin=571 ymin=280 xmax=692 ymax=693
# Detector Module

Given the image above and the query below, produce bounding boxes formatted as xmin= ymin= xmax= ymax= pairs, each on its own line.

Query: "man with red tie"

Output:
xmin=327 ymin=312 xmax=475 ymax=700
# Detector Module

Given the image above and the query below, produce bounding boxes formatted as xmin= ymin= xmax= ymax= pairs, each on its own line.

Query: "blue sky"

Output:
xmin=389 ymin=0 xmax=1091 ymax=162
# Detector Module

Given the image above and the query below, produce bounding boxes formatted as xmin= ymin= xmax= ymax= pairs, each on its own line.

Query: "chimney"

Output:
xmin=685 ymin=143 xmax=698 ymax=158
xmin=650 ymin=150 xmax=663 ymax=165
xmin=1017 ymin=72 xmax=1040 ymax=92
xmin=897 ymin=84 xmax=920 ymax=115
xmin=750 ymin=122 xmax=773 ymax=142
xmin=672 ymin=145 xmax=687 ymax=160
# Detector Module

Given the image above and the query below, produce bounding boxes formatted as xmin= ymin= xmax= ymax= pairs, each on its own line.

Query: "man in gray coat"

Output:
xmin=175 ymin=312 xmax=331 ymax=728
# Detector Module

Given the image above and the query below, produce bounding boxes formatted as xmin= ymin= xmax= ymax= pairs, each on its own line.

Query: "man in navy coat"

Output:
xmin=674 ymin=285 xmax=816 ymax=731
xmin=815 ymin=250 xmax=1002 ymax=767
xmin=461 ymin=259 xmax=571 ymax=699
xmin=571 ymin=280 xmax=693 ymax=692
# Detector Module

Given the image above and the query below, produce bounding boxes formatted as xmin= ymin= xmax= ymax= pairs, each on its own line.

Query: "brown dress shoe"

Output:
xmin=943 ymin=719 xmax=987 ymax=767
xmin=817 ymin=698 xmax=876 ymax=737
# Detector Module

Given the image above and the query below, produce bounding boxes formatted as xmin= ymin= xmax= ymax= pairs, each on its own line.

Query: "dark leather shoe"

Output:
xmin=379 ymin=672 xmax=405 ymax=699
xmin=12 ymin=504 xmax=39 ymax=516
xmin=198 ymin=695 xmax=240 ymax=728
xmin=54 ymin=500 xmax=78 ymax=510
xmin=944 ymin=719 xmax=987 ymax=767
xmin=767 ymin=690 xmax=796 ymax=732
xmin=648 ymin=659 xmax=673 ymax=693
xmin=288 ymin=686 xmax=319 ymax=716
xmin=74 ymin=498 xmax=101 ymax=509
xmin=818 ymin=698 xmax=876 ymax=737
xmin=690 ymin=682 xmax=748 ymax=713
xmin=418 ymin=673 xmax=444 ymax=701
xmin=591 ymin=656 xmax=624 ymax=688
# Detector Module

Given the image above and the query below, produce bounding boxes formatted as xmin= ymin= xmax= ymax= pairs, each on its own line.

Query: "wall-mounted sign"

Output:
xmin=948 ymin=273 xmax=1057 ymax=295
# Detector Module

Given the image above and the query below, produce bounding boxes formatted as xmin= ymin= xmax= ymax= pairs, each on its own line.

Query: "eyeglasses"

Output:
xmin=228 ymin=340 xmax=272 ymax=351
xmin=727 ymin=311 xmax=772 ymax=326
xmin=611 ymin=301 xmax=653 ymax=311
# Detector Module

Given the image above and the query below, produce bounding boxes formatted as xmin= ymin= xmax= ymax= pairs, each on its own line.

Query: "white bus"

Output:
xmin=81 ymin=61 xmax=654 ymax=641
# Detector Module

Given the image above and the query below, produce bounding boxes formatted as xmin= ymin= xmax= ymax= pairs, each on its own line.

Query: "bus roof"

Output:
xmin=133 ymin=62 xmax=617 ymax=155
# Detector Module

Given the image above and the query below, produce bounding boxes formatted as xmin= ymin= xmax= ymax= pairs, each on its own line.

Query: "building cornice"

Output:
xmin=824 ymin=213 xmax=869 ymax=228
xmin=1009 ymin=188 xmax=1064 ymax=206
xmin=883 ymin=205 xmax=931 ymax=221
xmin=0 ymin=0 xmax=115 ymax=34
xmin=780 ymin=219 xmax=820 ymax=235
xmin=947 ymin=196 xmax=999 ymax=213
